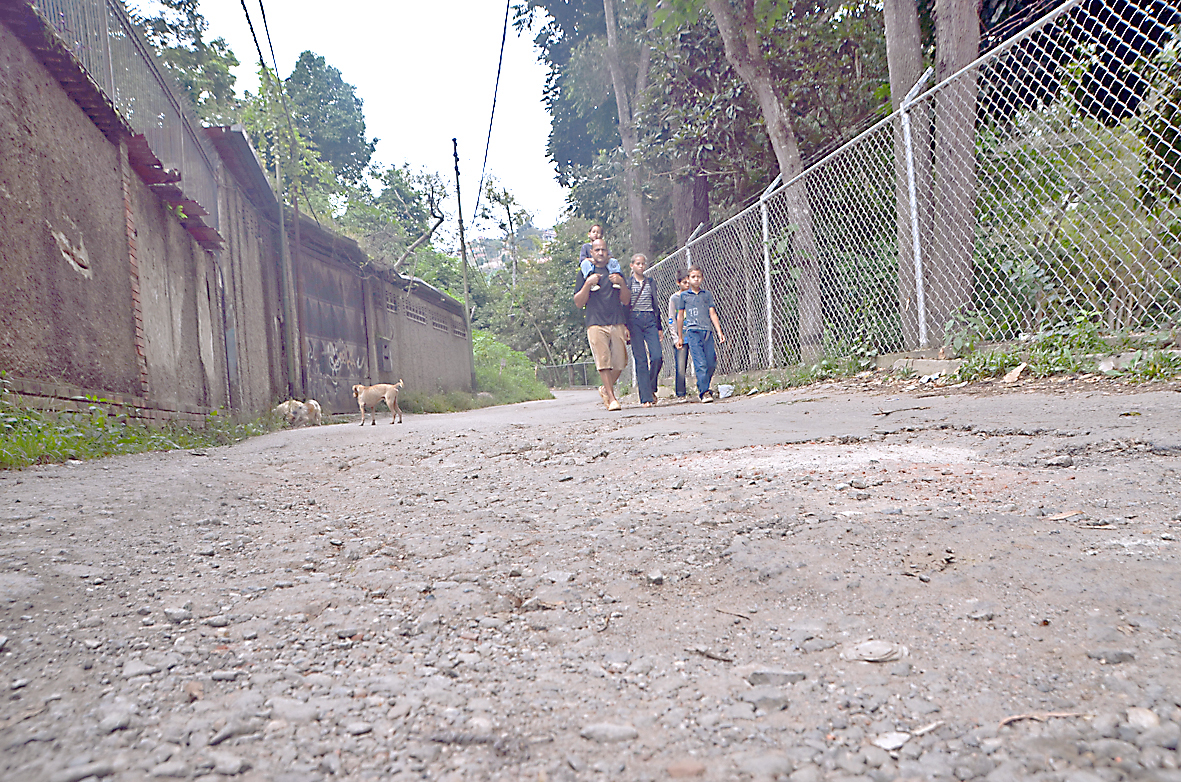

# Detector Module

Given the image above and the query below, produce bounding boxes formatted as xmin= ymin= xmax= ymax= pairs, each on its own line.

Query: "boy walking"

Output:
xmin=675 ymin=265 xmax=726 ymax=403
xmin=667 ymin=270 xmax=691 ymax=400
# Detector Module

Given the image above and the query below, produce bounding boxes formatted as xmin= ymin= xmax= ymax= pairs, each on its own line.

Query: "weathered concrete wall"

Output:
xmin=215 ymin=177 xmax=286 ymax=412
xmin=297 ymin=248 xmax=370 ymax=414
xmin=0 ymin=21 xmax=140 ymax=394
xmin=129 ymin=169 xmax=227 ymax=410
xmin=2 ymin=14 xmax=474 ymax=423
xmin=368 ymin=280 xmax=473 ymax=396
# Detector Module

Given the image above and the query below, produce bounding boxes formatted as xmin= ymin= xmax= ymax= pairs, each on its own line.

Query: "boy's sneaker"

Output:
xmin=701 ymin=392 xmax=714 ymax=403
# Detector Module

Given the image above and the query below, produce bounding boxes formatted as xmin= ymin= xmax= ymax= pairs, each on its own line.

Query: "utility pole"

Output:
xmin=275 ymin=155 xmax=298 ymax=398
xmin=453 ymin=139 xmax=478 ymax=392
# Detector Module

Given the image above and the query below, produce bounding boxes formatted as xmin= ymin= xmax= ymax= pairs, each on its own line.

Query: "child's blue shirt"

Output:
xmin=677 ymin=289 xmax=716 ymax=331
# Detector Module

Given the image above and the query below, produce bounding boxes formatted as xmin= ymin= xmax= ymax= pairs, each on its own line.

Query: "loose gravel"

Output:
xmin=2 ymin=380 xmax=1180 ymax=781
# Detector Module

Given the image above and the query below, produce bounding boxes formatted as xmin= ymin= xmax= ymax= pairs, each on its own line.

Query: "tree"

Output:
xmin=340 ymin=165 xmax=448 ymax=276
xmin=602 ymin=0 xmax=653 ymax=256
xmin=927 ymin=0 xmax=981 ymax=344
xmin=238 ymin=67 xmax=339 ymax=215
xmin=654 ymin=0 xmax=824 ymax=358
xmin=474 ymin=219 xmax=597 ymax=365
xmin=285 ymin=51 xmax=377 ymax=184
xmin=479 ymin=179 xmax=535 ymax=289
xmin=134 ymin=0 xmax=239 ymax=125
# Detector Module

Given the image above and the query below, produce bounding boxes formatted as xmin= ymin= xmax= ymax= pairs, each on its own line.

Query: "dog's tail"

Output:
xmin=395 ymin=379 xmax=404 ymax=389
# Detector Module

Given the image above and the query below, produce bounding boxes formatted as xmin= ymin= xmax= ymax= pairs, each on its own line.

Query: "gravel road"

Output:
xmin=2 ymin=377 xmax=1181 ymax=781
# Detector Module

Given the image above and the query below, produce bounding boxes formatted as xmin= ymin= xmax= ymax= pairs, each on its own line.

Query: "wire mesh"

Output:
xmin=32 ymin=0 xmax=220 ymax=229
xmin=536 ymin=362 xmax=599 ymax=388
xmin=646 ymin=0 xmax=1181 ymax=379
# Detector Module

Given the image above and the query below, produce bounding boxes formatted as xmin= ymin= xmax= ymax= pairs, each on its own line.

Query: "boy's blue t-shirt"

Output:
xmin=677 ymin=289 xmax=715 ymax=331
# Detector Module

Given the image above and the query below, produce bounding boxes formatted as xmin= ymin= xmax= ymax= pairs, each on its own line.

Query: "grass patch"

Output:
xmin=0 ymin=378 xmax=279 ymax=470
xmin=952 ymin=314 xmax=1181 ymax=383
xmin=722 ymin=346 xmax=878 ymax=395
xmin=472 ymin=331 xmax=553 ymax=404
xmin=1118 ymin=348 xmax=1181 ymax=381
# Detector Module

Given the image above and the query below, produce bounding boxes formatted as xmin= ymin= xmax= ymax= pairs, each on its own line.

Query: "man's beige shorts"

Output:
xmin=587 ymin=324 xmax=628 ymax=371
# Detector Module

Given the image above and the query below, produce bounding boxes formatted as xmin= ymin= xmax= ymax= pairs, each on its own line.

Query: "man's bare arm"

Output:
xmin=573 ymin=275 xmax=599 ymax=308
xmin=613 ymin=274 xmax=629 ymax=305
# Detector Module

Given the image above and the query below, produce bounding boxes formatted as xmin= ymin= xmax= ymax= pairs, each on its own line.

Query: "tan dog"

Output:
xmin=353 ymin=380 xmax=403 ymax=425
xmin=274 ymin=399 xmax=322 ymax=427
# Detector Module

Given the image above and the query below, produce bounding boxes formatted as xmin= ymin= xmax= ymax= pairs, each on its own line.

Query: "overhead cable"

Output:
xmin=471 ymin=0 xmax=512 ymax=223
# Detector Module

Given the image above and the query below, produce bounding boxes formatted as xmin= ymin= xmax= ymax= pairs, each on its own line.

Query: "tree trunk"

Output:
xmin=929 ymin=0 xmax=980 ymax=345
xmin=672 ymin=168 xmax=710 ymax=246
xmin=706 ymin=0 xmax=822 ymax=362
xmin=603 ymin=0 xmax=651 ymax=257
xmin=884 ymin=0 xmax=933 ymax=349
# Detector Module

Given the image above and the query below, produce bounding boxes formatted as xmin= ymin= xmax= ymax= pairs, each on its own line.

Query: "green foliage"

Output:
xmin=973 ymin=88 xmax=1181 ymax=336
xmin=473 ymin=219 xmax=596 ymax=365
xmin=0 ymin=376 xmax=276 ymax=470
xmin=518 ymin=0 xmax=890 ymax=259
xmin=239 ymin=68 xmax=341 ymax=205
xmin=134 ymin=0 xmax=239 ymax=125
xmin=727 ymin=351 xmax=873 ymax=394
xmin=472 ymin=331 xmax=554 ymax=404
xmin=949 ymin=312 xmax=1179 ymax=382
xmin=285 ymin=52 xmax=377 ymax=185
xmin=953 ymin=347 xmax=1021 ymax=381
xmin=1118 ymin=349 xmax=1181 ymax=381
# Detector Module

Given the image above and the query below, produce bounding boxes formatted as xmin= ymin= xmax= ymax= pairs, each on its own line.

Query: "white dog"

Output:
xmin=352 ymin=380 xmax=403 ymax=425
xmin=274 ymin=399 xmax=322 ymax=427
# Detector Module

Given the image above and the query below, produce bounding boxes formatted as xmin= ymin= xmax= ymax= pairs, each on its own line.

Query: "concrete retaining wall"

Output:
xmin=0 ymin=9 xmax=473 ymax=424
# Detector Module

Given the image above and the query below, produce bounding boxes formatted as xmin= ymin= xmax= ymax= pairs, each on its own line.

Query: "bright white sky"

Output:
xmin=189 ymin=0 xmax=567 ymax=234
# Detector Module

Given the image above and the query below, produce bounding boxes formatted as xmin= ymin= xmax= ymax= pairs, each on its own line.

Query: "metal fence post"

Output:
xmin=901 ymin=68 xmax=933 ymax=349
xmin=760 ymin=175 xmax=781 ymax=368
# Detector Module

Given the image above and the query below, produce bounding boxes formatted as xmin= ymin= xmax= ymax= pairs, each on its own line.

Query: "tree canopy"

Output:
xmin=284 ymin=51 xmax=378 ymax=185
xmin=134 ymin=0 xmax=239 ymax=125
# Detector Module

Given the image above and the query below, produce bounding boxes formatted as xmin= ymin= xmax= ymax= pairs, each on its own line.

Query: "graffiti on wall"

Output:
xmin=306 ymin=337 xmax=367 ymax=413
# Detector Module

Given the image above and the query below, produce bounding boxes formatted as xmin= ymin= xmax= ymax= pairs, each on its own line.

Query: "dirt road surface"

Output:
xmin=3 ymin=379 xmax=1181 ymax=782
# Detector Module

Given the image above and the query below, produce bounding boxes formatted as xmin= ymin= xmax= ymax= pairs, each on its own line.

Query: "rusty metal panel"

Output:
xmin=299 ymin=258 xmax=368 ymax=413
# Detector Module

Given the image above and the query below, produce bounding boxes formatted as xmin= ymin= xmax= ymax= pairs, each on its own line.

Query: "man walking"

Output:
xmin=626 ymin=253 xmax=663 ymax=407
xmin=574 ymin=238 xmax=630 ymax=410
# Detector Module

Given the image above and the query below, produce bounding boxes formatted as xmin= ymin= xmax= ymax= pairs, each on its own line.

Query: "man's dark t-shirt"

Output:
xmin=576 ymin=266 xmax=628 ymax=327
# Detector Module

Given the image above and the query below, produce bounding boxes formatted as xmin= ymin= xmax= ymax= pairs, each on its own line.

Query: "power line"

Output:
xmin=471 ymin=0 xmax=511 ymax=223
xmin=253 ymin=0 xmax=323 ymax=226
xmin=237 ymin=0 xmax=267 ymax=73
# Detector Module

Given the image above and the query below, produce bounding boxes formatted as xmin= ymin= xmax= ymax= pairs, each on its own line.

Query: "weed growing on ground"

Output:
xmin=727 ymin=343 xmax=877 ymax=394
xmin=954 ymin=347 xmax=1022 ymax=380
xmin=952 ymin=313 xmax=1181 ymax=382
xmin=1118 ymin=349 xmax=1181 ymax=381
xmin=0 ymin=378 xmax=277 ymax=470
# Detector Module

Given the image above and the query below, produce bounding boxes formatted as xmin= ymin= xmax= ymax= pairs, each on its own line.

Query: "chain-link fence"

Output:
xmin=643 ymin=0 xmax=1181 ymax=382
xmin=31 ymin=0 xmax=220 ymax=229
xmin=536 ymin=362 xmax=600 ymax=388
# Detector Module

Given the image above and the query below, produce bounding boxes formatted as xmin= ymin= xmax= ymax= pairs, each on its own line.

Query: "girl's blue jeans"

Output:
xmin=628 ymin=312 xmax=662 ymax=404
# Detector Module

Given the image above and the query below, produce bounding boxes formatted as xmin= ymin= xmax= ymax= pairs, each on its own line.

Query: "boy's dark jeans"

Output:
xmin=628 ymin=312 xmax=662 ymax=404
xmin=686 ymin=328 xmax=717 ymax=398
xmin=674 ymin=343 xmax=688 ymax=397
